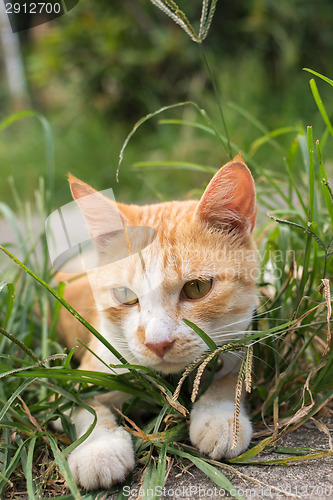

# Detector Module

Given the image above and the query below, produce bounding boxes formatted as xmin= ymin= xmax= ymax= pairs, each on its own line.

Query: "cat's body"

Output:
xmin=55 ymin=158 xmax=258 ymax=490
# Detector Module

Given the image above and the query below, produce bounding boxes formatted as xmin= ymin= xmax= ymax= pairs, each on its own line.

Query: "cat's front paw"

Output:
xmin=190 ymin=401 xmax=252 ymax=459
xmin=68 ymin=427 xmax=135 ymax=490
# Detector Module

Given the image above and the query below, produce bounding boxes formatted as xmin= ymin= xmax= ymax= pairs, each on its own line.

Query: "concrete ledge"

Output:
xmin=108 ymin=418 xmax=333 ymax=500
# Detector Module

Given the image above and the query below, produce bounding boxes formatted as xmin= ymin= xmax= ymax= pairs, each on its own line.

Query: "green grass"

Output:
xmin=1 ymin=2 xmax=333 ymax=498
xmin=0 ymin=69 xmax=332 ymax=498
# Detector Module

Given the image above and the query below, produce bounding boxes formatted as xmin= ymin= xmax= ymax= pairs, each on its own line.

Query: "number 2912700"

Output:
xmin=5 ymin=3 xmax=62 ymax=15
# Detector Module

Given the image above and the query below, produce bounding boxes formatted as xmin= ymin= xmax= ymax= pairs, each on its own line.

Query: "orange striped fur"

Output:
xmin=55 ymin=159 xmax=258 ymax=489
xmin=57 ymin=159 xmax=258 ymax=375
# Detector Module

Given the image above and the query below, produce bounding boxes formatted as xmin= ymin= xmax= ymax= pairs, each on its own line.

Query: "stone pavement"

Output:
xmin=108 ymin=419 xmax=332 ymax=500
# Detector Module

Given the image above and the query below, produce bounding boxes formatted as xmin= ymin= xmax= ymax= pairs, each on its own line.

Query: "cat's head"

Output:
xmin=69 ymin=158 xmax=258 ymax=374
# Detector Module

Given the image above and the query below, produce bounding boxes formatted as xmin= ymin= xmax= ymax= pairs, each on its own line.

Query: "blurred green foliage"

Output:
xmin=1 ymin=0 xmax=333 ymax=207
xmin=23 ymin=0 xmax=333 ymax=119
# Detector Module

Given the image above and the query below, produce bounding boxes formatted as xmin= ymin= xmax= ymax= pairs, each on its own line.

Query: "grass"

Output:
xmin=0 ymin=2 xmax=333 ymax=498
xmin=0 ymin=71 xmax=332 ymax=498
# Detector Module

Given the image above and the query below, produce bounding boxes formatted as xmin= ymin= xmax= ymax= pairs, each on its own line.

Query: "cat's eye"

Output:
xmin=113 ymin=287 xmax=139 ymax=305
xmin=182 ymin=279 xmax=213 ymax=300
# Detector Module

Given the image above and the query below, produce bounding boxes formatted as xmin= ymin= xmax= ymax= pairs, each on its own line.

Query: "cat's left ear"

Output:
xmin=195 ymin=158 xmax=256 ymax=233
xmin=68 ymin=174 xmax=127 ymax=240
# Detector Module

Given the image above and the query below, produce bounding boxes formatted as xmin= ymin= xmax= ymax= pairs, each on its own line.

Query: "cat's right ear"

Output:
xmin=68 ymin=173 xmax=127 ymax=239
xmin=195 ymin=158 xmax=256 ymax=233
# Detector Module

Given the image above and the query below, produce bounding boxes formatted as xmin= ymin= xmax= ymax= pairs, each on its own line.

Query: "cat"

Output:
xmin=55 ymin=157 xmax=258 ymax=490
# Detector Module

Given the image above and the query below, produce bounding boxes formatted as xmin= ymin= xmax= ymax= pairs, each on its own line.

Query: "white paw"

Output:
xmin=68 ymin=427 xmax=135 ymax=490
xmin=190 ymin=401 xmax=252 ymax=459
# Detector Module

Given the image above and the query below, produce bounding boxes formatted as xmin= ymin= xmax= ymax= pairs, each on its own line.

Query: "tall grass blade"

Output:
xmin=0 ymin=378 xmax=37 ymax=422
xmin=316 ymin=141 xmax=333 ymax=226
xmin=303 ymin=68 xmax=333 ymax=87
xmin=159 ymin=118 xmax=215 ymax=135
xmin=48 ymin=434 xmax=82 ymax=499
xmin=170 ymin=446 xmax=244 ymax=500
xmin=309 ymin=79 xmax=333 ymax=137
xmin=229 ymin=434 xmax=278 ymax=463
xmin=268 ymin=216 xmax=325 ymax=249
xmin=0 ymin=245 xmax=128 ymax=365
xmin=26 ymin=436 xmax=37 ymax=500
xmin=0 ymin=439 xmax=27 ymax=496
xmin=183 ymin=318 xmax=217 ymax=350
xmin=0 ymin=281 xmax=15 ymax=330
xmin=133 ymin=160 xmax=216 ymax=173
xmin=249 ymin=126 xmax=298 ymax=156
xmin=235 ymin=450 xmax=333 ymax=466
xmin=307 ymin=126 xmax=316 ymax=222
xmin=117 ymin=101 xmax=230 ymax=180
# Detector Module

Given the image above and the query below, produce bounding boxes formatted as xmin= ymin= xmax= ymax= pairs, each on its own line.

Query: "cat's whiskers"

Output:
xmin=255 ymin=295 xmax=274 ymax=310
xmin=208 ymin=312 xmax=256 ymax=334
xmin=253 ymin=305 xmax=285 ymax=319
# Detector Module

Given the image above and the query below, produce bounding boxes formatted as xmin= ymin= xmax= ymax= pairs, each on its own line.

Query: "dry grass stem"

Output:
xmin=232 ymin=356 xmax=246 ymax=449
xmin=191 ymin=351 xmax=216 ymax=403
xmin=321 ymin=278 xmax=331 ymax=355
xmin=245 ymin=345 xmax=253 ymax=393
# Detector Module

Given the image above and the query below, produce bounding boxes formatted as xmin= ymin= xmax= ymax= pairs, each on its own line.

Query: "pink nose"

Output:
xmin=145 ymin=339 xmax=175 ymax=358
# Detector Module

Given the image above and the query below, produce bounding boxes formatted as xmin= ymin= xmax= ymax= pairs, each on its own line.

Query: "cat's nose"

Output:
xmin=145 ymin=339 xmax=175 ymax=358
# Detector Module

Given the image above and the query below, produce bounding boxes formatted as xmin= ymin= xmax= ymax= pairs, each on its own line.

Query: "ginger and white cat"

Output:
xmin=55 ymin=158 xmax=258 ymax=490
